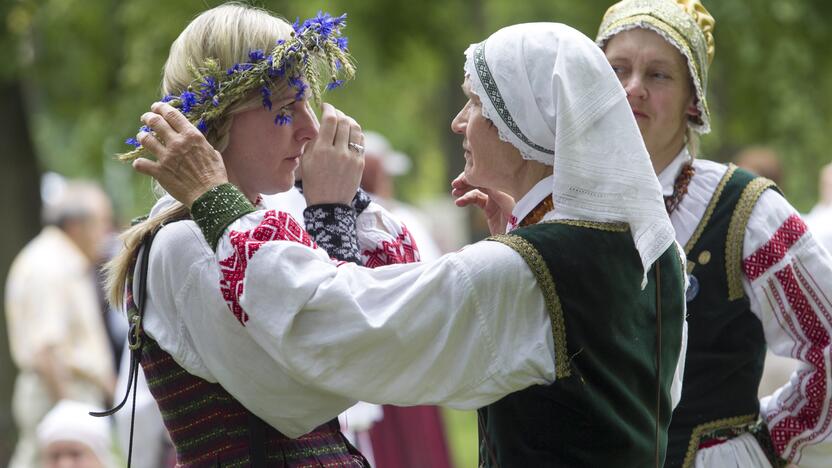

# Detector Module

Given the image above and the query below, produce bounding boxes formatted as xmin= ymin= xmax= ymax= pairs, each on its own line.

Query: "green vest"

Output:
xmin=665 ymin=165 xmax=779 ymax=468
xmin=479 ymin=220 xmax=685 ymax=467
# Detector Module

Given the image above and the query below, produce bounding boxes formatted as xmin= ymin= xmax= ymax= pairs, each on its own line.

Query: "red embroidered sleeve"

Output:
xmin=361 ymin=224 xmax=420 ymax=268
xmin=744 ymin=214 xmax=832 ymax=462
xmin=219 ymin=210 xmax=315 ymax=325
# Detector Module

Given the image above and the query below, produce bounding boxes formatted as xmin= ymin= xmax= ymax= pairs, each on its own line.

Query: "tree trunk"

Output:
xmin=0 ymin=79 xmax=42 ymax=464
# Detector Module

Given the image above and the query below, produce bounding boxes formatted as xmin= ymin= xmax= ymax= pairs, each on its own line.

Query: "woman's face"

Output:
xmin=451 ymin=79 xmax=524 ymax=191
xmin=222 ymin=88 xmax=318 ymax=198
xmin=604 ymin=28 xmax=698 ymax=164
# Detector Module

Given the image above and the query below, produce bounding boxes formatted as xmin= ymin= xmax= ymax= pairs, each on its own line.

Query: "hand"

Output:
xmin=132 ymin=102 xmax=229 ymax=207
xmin=452 ymin=172 xmax=515 ymax=235
xmin=301 ymin=103 xmax=364 ymax=206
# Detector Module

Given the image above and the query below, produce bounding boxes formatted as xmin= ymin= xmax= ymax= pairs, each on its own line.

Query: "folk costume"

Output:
xmin=128 ymin=193 xmax=415 ymax=466
xmin=184 ymin=23 xmax=688 ymax=467
xmin=598 ymin=1 xmax=832 ymax=466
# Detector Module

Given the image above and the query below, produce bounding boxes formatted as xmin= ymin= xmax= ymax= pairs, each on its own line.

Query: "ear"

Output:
xmin=685 ymin=95 xmax=699 ymax=119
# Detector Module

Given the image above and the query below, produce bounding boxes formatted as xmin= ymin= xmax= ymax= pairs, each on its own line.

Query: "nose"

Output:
xmin=293 ymin=103 xmax=319 ymax=142
xmin=623 ymin=74 xmax=646 ymax=100
xmin=451 ymin=105 xmax=467 ymax=134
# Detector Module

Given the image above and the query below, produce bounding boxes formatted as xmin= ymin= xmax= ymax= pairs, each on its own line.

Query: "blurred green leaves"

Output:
xmin=3 ymin=0 xmax=831 ymax=221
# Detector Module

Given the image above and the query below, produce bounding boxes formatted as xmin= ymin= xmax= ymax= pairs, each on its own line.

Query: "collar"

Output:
xmin=508 ymin=175 xmax=554 ymax=231
xmin=657 ymin=147 xmax=692 ymax=197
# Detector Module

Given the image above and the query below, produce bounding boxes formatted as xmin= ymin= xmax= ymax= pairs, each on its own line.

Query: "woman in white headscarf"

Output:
xmin=596 ymin=1 xmax=832 ymax=467
xmin=134 ymin=22 xmax=687 ymax=466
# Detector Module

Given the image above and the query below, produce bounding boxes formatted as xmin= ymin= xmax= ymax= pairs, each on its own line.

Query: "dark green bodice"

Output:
xmin=665 ymin=165 xmax=779 ymax=468
xmin=479 ymin=220 xmax=685 ymax=468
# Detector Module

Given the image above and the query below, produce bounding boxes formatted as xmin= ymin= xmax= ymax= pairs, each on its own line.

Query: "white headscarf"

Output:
xmin=36 ymin=400 xmax=114 ymax=466
xmin=464 ymin=23 xmax=674 ymax=286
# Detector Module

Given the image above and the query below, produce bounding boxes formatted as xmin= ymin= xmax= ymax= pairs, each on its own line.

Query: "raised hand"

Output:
xmin=132 ymin=102 xmax=228 ymax=207
xmin=451 ymin=172 xmax=515 ymax=235
xmin=301 ymin=103 xmax=365 ymax=206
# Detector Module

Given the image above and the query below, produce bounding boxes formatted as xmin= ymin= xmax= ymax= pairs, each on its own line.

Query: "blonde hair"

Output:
xmin=106 ymin=3 xmax=293 ymax=307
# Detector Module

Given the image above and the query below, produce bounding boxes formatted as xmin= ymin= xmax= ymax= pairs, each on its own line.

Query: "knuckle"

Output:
xmin=321 ymin=114 xmax=338 ymax=127
xmin=145 ymin=114 xmax=163 ymax=127
xmin=162 ymin=108 xmax=180 ymax=121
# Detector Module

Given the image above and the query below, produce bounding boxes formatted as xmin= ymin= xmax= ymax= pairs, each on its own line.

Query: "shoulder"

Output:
xmin=151 ymin=220 xmax=214 ymax=260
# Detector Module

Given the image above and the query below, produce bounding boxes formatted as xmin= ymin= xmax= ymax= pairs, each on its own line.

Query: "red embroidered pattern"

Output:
xmin=219 ymin=210 xmax=315 ymax=325
xmin=743 ymin=215 xmax=808 ymax=281
xmin=362 ymin=225 xmax=420 ymax=268
xmin=767 ymin=265 xmax=831 ymax=458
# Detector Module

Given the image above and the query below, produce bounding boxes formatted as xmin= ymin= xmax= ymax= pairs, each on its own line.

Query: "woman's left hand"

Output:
xmin=451 ymin=172 xmax=515 ymax=235
xmin=132 ymin=102 xmax=229 ymax=207
xmin=301 ymin=103 xmax=365 ymax=206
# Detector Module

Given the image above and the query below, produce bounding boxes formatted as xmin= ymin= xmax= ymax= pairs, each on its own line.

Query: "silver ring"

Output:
xmin=348 ymin=142 xmax=365 ymax=156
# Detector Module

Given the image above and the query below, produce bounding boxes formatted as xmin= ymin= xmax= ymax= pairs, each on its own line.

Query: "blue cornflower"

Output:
xmin=139 ymin=125 xmax=152 ymax=133
xmin=249 ymin=49 xmax=266 ymax=62
xmin=334 ymin=59 xmax=342 ymax=70
xmin=336 ymin=37 xmax=348 ymax=51
xmin=292 ymin=18 xmax=303 ymax=34
xmin=212 ymin=95 xmax=220 ymax=107
xmin=326 ymin=79 xmax=344 ymax=90
xmin=196 ymin=119 xmax=208 ymax=134
xmin=269 ymin=65 xmax=286 ymax=78
xmin=198 ymin=76 xmax=217 ymax=102
xmin=226 ymin=63 xmax=253 ymax=75
xmin=261 ymin=86 xmax=272 ymax=111
xmin=125 ymin=137 xmax=141 ymax=148
xmin=275 ymin=113 xmax=292 ymax=126
xmin=161 ymin=94 xmax=176 ymax=103
xmin=179 ymin=91 xmax=197 ymax=113
xmin=276 ymin=39 xmax=285 ymax=45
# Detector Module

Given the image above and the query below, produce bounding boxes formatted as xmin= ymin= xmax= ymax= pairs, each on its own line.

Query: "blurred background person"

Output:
xmin=36 ymin=400 xmax=114 ymax=468
xmin=361 ymin=131 xmax=443 ymax=261
xmin=734 ymin=145 xmax=785 ymax=188
xmin=805 ymin=162 xmax=832 ymax=253
xmin=5 ymin=179 xmax=116 ymax=468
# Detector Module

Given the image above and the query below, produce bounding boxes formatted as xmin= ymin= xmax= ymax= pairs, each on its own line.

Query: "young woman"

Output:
xmin=106 ymin=4 xmax=417 ymax=466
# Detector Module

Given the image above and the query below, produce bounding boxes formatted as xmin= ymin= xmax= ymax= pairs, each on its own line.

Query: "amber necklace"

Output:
xmin=664 ymin=163 xmax=695 ymax=214
xmin=518 ymin=194 xmax=554 ymax=227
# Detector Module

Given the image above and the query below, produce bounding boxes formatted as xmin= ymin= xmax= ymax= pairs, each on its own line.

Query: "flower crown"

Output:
xmin=120 ymin=11 xmax=355 ymax=161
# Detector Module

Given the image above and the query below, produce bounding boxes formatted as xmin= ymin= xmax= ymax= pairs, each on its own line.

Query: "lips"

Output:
xmin=631 ymin=108 xmax=648 ymax=119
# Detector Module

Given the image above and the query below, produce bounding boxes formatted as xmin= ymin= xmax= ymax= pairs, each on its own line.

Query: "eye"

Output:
xmin=651 ymin=71 xmax=671 ymax=80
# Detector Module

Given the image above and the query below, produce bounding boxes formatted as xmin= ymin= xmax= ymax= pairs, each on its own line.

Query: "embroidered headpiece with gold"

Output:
xmin=596 ymin=0 xmax=715 ymax=134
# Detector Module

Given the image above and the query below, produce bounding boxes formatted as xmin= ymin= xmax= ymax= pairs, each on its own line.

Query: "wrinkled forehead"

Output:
xmin=604 ymin=27 xmax=690 ymax=71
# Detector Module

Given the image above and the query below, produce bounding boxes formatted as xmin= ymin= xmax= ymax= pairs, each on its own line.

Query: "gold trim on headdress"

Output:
xmin=596 ymin=0 xmax=715 ymax=134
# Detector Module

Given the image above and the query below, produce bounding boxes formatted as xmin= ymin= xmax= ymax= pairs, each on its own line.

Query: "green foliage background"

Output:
xmin=1 ymin=0 xmax=831 ymax=464
xmin=5 ymin=0 xmax=831 ymax=219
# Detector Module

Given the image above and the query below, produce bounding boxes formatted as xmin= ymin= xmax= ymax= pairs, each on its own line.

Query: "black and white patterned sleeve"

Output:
xmin=303 ymin=203 xmax=362 ymax=264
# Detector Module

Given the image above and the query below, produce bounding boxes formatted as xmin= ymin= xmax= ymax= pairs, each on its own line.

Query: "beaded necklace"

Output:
xmin=664 ymin=163 xmax=695 ymax=214
xmin=518 ymin=194 xmax=554 ymax=228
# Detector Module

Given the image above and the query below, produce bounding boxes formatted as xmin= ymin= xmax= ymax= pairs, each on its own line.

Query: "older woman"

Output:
xmin=136 ymin=23 xmax=687 ymax=466
xmin=103 ymin=4 xmax=428 ymax=466
xmin=596 ymin=1 xmax=832 ymax=466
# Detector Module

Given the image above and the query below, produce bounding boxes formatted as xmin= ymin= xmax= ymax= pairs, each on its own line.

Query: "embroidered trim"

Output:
xmin=219 ymin=210 xmax=316 ymax=325
xmin=726 ymin=177 xmax=777 ymax=299
xmin=543 ymin=219 xmax=629 ymax=232
xmin=684 ymin=164 xmax=737 ymax=254
xmin=191 ymin=183 xmax=256 ymax=251
xmin=361 ymin=225 xmax=419 ymax=267
xmin=742 ymin=215 xmax=808 ymax=282
xmin=487 ymin=234 xmax=570 ymax=379
xmin=473 ymin=42 xmax=554 ymax=155
xmin=682 ymin=413 xmax=757 ymax=468
xmin=768 ymin=265 xmax=832 ymax=460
